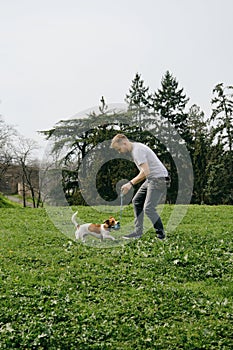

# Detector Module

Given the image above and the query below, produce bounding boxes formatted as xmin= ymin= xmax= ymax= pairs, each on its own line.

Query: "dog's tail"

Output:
xmin=72 ymin=211 xmax=79 ymax=227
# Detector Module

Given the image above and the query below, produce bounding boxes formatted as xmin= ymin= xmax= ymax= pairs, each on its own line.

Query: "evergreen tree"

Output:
xmin=204 ymin=142 xmax=232 ymax=204
xmin=187 ymin=105 xmax=209 ymax=203
xmin=40 ymin=99 xmax=140 ymax=205
xmin=125 ymin=73 xmax=151 ymax=128
xmin=150 ymin=71 xmax=191 ymax=203
xmin=151 ymin=71 xmax=190 ymax=142
xmin=211 ymin=83 xmax=233 ymax=152
xmin=209 ymin=83 xmax=233 ymax=204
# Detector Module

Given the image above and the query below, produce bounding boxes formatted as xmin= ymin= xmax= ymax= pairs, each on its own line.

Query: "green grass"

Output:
xmin=0 ymin=194 xmax=20 ymax=208
xmin=0 ymin=205 xmax=233 ymax=349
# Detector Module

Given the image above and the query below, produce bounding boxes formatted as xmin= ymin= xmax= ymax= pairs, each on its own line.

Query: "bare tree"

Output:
xmin=0 ymin=116 xmax=16 ymax=190
xmin=12 ymin=136 xmax=41 ymax=207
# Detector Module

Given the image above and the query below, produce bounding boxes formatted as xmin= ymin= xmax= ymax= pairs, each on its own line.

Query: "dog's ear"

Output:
xmin=104 ymin=219 xmax=110 ymax=226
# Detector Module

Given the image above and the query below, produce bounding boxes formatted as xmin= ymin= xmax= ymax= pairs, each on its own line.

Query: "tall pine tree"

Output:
xmin=125 ymin=73 xmax=151 ymax=128
xmin=150 ymin=71 xmax=191 ymax=203
xmin=211 ymin=83 xmax=233 ymax=152
xmin=208 ymin=83 xmax=233 ymax=204
xmin=151 ymin=71 xmax=190 ymax=142
xmin=187 ymin=104 xmax=209 ymax=203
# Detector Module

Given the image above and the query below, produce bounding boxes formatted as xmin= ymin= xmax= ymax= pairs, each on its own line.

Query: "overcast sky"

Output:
xmin=0 ymin=0 xmax=233 ymax=157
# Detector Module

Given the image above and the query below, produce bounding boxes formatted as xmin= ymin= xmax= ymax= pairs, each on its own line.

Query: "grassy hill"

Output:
xmin=0 ymin=205 xmax=232 ymax=349
xmin=0 ymin=194 xmax=20 ymax=208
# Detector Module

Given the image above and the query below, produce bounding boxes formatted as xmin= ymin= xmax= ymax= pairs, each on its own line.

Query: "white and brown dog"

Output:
xmin=72 ymin=211 xmax=117 ymax=241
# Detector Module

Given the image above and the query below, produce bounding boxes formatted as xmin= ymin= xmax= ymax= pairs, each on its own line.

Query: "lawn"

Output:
xmin=0 ymin=205 xmax=233 ymax=349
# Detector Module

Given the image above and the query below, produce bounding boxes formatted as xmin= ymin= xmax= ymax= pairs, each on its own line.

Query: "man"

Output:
xmin=110 ymin=133 xmax=169 ymax=240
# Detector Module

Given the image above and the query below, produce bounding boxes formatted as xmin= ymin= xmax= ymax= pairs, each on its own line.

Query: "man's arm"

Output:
xmin=130 ymin=162 xmax=150 ymax=185
xmin=121 ymin=162 xmax=149 ymax=194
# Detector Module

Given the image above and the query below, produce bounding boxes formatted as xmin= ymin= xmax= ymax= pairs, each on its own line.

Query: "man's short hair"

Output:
xmin=110 ymin=134 xmax=128 ymax=148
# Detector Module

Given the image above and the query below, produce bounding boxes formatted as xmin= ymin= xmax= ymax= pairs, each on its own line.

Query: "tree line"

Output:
xmin=1 ymin=71 xmax=232 ymax=206
xmin=40 ymin=71 xmax=233 ymax=206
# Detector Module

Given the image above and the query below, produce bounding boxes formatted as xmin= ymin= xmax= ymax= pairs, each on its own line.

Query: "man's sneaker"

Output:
xmin=157 ymin=231 xmax=166 ymax=240
xmin=123 ymin=232 xmax=142 ymax=240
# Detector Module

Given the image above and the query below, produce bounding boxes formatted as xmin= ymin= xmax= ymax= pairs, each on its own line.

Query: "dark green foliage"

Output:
xmin=186 ymin=105 xmax=209 ymax=204
xmin=151 ymin=71 xmax=190 ymax=143
xmin=208 ymin=84 xmax=233 ymax=204
xmin=211 ymin=83 xmax=233 ymax=152
xmin=96 ymin=158 xmax=138 ymax=202
xmin=125 ymin=72 xmax=151 ymax=127
xmin=204 ymin=144 xmax=233 ymax=204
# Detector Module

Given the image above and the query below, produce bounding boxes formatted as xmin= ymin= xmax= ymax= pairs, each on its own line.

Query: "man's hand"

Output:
xmin=121 ymin=162 xmax=149 ymax=195
xmin=121 ymin=182 xmax=132 ymax=195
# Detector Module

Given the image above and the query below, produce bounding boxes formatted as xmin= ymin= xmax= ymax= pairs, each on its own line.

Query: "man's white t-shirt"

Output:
xmin=131 ymin=142 xmax=168 ymax=179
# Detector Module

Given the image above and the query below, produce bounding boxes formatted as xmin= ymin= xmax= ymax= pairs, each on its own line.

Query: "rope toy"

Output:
xmin=111 ymin=192 xmax=124 ymax=230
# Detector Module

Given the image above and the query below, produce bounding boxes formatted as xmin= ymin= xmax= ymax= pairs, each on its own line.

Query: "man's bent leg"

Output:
xmin=131 ymin=181 xmax=148 ymax=235
xmin=144 ymin=180 xmax=166 ymax=238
